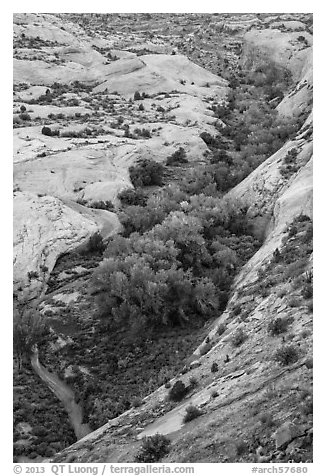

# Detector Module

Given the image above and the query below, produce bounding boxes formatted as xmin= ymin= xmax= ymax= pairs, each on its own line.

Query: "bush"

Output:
xmin=89 ymin=200 xmax=115 ymax=212
xmin=307 ymin=301 xmax=313 ymax=313
xmin=232 ymin=304 xmax=242 ymax=316
xmin=166 ymin=147 xmax=188 ymax=166
xmin=216 ymin=323 xmax=227 ymax=336
xmin=135 ymin=434 xmax=171 ymax=462
xmin=259 ymin=412 xmax=275 ymax=427
xmin=210 ymin=149 xmax=232 ymax=165
xmin=86 ymin=232 xmax=106 ymax=254
xmin=183 ymin=405 xmax=202 ymax=423
xmin=302 ymin=283 xmax=313 ymax=300
xmin=131 ymin=396 xmax=143 ymax=408
xmin=211 ymin=362 xmax=219 ymax=373
xmin=42 ymin=126 xmax=52 ymax=136
xmin=168 ymin=380 xmax=187 ymax=402
xmin=267 ymin=317 xmax=290 ymax=336
xmin=274 ymin=344 xmax=299 ymax=366
xmin=117 ymin=188 xmax=147 ymax=206
xmin=189 ymin=376 xmax=198 ymax=387
xmin=235 ymin=440 xmax=248 ymax=456
xmin=41 ymin=126 xmax=59 ymax=137
xmin=200 ymin=132 xmax=221 ymax=149
xmin=129 ymin=159 xmax=164 ymax=187
xmin=231 ymin=328 xmax=247 ymax=347
xmin=19 ymin=112 xmax=31 ymax=121
xmin=134 ymin=91 xmax=142 ymax=101
xmin=287 ymin=296 xmax=300 ymax=308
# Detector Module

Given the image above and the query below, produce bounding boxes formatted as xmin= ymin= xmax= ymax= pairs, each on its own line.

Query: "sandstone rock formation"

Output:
xmin=13 ymin=12 xmax=313 ymax=464
xmin=13 ymin=192 xmax=120 ymax=296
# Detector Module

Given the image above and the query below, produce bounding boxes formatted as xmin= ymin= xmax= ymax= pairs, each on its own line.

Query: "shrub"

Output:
xmin=42 ymin=126 xmax=52 ymax=136
xmin=41 ymin=126 xmax=59 ymax=137
xmin=211 ymin=362 xmax=219 ymax=373
xmin=210 ymin=149 xmax=232 ymax=165
xmin=89 ymin=200 xmax=115 ymax=212
xmin=183 ymin=405 xmax=203 ymax=423
xmin=117 ymin=188 xmax=147 ymax=206
xmin=13 ymin=116 xmax=22 ymax=125
xmin=274 ymin=344 xmax=299 ymax=366
xmin=139 ymin=103 xmax=144 ymax=111
xmin=232 ymin=304 xmax=242 ymax=316
xmin=189 ymin=376 xmax=198 ymax=387
xmin=231 ymin=328 xmax=247 ymax=347
xmin=288 ymin=225 xmax=298 ymax=237
xmin=27 ymin=271 xmax=39 ymax=280
xmin=20 ymin=105 xmax=26 ymax=113
xmin=168 ymin=380 xmax=187 ymax=402
xmin=131 ymin=396 xmax=143 ymax=408
xmin=134 ymin=91 xmax=142 ymax=101
xmin=259 ymin=412 xmax=275 ymax=427
xmin=287 ymin=296 xmax=300 ymax=308
xmin=304 ymin=358 xmax=313 ymax=369
xmin=139 ymin=128 xmax=151 ymax=138
xmin=135 ymin=434 xmax=171 ymax=462
xmin=235 ymin=440 xmax=248 ymax=456
xmin=19 ymin=112 xmax=31 ymax=121
xmin=300 ymin=399 xmax=313 ymax=416
xmin=216 ymin=323 xmax=227 ymax=336
xmin=302 ymin=283 xmax=313 ymax=300
xmin=267 ymin=317 xmax=290 ymax=336
xmin=166 ymin=147 xmax=188 ymax=166
xmin=129 ymin=159 xmax=164 ymax=187
xmin=86 ymin=232 xmax=106 ymax=254
xmin=200 ymin=132 xmax=220 ymax=148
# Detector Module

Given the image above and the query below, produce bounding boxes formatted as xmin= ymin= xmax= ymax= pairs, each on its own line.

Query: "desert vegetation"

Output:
xmin=135 ymin=434 xmax=171 ymax=462
xmin=13 ymin=11 xmax=312 ymax=463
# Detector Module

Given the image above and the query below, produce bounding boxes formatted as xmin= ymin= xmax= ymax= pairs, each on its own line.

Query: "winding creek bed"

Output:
xmin=31 ymin=348 xmax=91 ymax=441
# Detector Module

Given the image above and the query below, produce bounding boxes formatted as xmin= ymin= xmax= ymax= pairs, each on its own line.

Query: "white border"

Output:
xmin=3 ymin=3 xmax=324 ymax=474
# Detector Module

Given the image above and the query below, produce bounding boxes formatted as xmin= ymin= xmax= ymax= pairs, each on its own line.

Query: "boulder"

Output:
xmin=273 ymin=421 xmax=303 ymax=449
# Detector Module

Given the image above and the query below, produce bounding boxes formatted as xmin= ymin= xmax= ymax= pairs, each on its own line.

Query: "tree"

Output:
xmin=129 ymin=159 xmax=164 ymax=187
xmin=134 ymin=91 xmax=142 ymax=101
xmin=117 ymin=188 xmax=147 ymax=206
xmin=92 ymin=238 xmax=217 ymax=328
xmin=166 ymin=147 xmax=188 ymax=166
xmin=149 ymin=211 xmax=210 ymax=273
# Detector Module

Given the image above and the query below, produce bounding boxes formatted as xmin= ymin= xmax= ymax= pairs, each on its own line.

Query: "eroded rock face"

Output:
xmin=242 ymin=29 xmax=312 ymax=82
xmin=13 ymin=192 xmax=120 ymax=297
xmin=228 ymin=127 xmax=312 ymax=288
xmin=242 ymin=27 xmax=313 ymax=119
xmin=273 ymin=421 xmax=304 ymax=449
